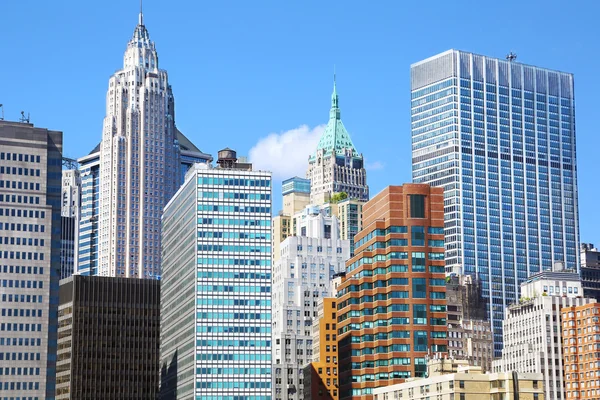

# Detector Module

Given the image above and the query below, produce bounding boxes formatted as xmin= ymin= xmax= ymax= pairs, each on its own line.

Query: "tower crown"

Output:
xmin=311 ymin=76 xmax=360 ymax=160
xmin=123 ymin=6 xmax=158 ymax=71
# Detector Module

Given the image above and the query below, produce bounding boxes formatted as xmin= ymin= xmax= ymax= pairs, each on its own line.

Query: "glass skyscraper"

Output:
xmin=161 ymin=151 xmax=272 ymax=400
xmin=411 ymin=50 xmax=579 ymax=354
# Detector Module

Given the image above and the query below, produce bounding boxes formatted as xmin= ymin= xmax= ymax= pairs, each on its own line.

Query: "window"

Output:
xmin=410 ymin=195 xmax=426 ymax=218
xmin=459 ymin=380 xmax=465 ymax=389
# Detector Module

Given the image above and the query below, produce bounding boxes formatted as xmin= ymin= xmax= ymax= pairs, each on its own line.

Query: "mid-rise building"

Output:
xmin=304 ymin=297 xmax=340 ymax=400
xmin=161 ymin=149 xmax=272 ymax=400
xmin=272 ymin=177 xmax=311 ymax=263
xmin=79 ymin=10 xmax=211 ymax=279
xmin=324 ymin=197 xmax=365 ymax=256
xmin=307 ymin=78 xmax=368 ymax=205
xmin=561 ymin=302 xmax=600 ymax=400
xmin=580 ymin=243 xmax=600 ymax=300
xmin=56 ymin=275 xmax=160 ymax=399
xmin=60 ymin=169 xmax=81 ymax=279
xmin=411 ymin=50 xmax=580 ymax=354
xmin=272 ymin=205 xmax=350 ymax=400
xmin=493 ymin=269 xmax=591 ymax=400
xmin=337 ymin=184 xmax=447 ymax=400
xmin=373 ymin=359 xmax=544 ymax=400
xmin=446 ymin=275 xmax=493 ymax=372
xmin=0 ymin=120 xmax=63 ymax=399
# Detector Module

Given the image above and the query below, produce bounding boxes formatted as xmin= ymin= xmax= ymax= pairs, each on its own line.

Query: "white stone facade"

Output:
xmin=272 ymin=206 xmax=350 ymax=400
xmin=493 ymin=271 xmax=592 ymax=400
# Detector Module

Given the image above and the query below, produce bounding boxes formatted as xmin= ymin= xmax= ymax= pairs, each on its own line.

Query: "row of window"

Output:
xmin=1 ymin=280 xmax=44 ymax=289
xmin=198 ymin=205 xmax=271 ymax=214
xmin=196 ymin=367 xmax=270 ymax=375
xmin=1 ymin=266 xmax=44 ymax=275
xmin=0 ymin=208 xmax=46 ymax=219
xmin=1 ymin=309 xmax=42 ymax=318
xmin=1 ymin=294 xmax=43 ymax=303
xmin=196 ymin=285 xmax=271 ymax=294
xmin=0 ymin=338 xmax=41 ymax=346
xmin=0 ymin=152 xmax=41 ymax=163
xmin=196 ymin=312 xmax=271 ymax=320
xmin=0 ymin=194 xmax=40 ymax=205
xmin=197 ymin=258 xmax=271 ymax=266
xmin=0 ymin=237 xmax=44 ymax=247
xmin=196 ymin=326 xmax=271 ymax=334
xmin=0 ymin=323 xmax=43 ymax=332
xmin=0 ymin=166 xmax=41 ymax=176
xmin=200 ymin=192 xmax=270 ymax=200
xmin=197 ymin=271 xmax=270 ymax=280
xmin=196 ymin=339 xmax=271 ymax=347
xmin=198 ymin=218 xmax=271 ymax=227
xmin=196 ymin=352 xmax=272 ymax=361
xmin=0 ymin=181 xmax=40 ymax=191
xmin=198 ymin=231 xmax=270 ymax=240
xmin=197 ymin=244 xmax=270 ymax=253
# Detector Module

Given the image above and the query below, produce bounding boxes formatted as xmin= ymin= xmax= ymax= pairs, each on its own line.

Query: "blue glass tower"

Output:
xmin=411 ymin=50 xmax=580 ymax=355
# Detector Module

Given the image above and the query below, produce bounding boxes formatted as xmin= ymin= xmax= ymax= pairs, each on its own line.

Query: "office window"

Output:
xmin=410 ymin=195 xmax=426 ymax=218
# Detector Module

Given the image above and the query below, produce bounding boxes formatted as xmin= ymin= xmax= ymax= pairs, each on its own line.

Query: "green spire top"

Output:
xmin=311 ymin=75 xmax=360 ymax=160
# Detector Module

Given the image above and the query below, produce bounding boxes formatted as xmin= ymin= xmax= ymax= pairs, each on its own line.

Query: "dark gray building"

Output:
xmin=56 ymin=275 xmax=160 ymax=399
xmin=580 ymin=243 xmax=600 ymax=300
xmin=0 ymin=120 xmax=63 ymax=399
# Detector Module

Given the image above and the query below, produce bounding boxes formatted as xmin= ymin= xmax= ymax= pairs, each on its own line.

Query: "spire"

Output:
xmin=139 ymin=0 xmax=144 ymax=25
xmin=310 ymin=73 xmax=359 ymax=160
xmin=330 ymin=70 xmax=340 ymax=120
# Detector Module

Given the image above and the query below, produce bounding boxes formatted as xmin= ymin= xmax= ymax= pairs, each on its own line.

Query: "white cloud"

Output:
xmin=366 ymin=161 xmax=384 ymax=171
xmin=249 ymin=124 xmax=324 ymax=179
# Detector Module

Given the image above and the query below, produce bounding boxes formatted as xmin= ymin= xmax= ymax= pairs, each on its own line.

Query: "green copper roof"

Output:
xmin=311 ymin=78 xmax=360 ymax=160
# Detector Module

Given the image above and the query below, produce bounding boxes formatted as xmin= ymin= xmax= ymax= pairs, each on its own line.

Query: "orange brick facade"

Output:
xmin=336 ymin=184 xmax=447 ymax=400
xmin=305 ymin=298 xmax=339 ymax=400
xmin=562 ymin=302 xmax=600 ymax=400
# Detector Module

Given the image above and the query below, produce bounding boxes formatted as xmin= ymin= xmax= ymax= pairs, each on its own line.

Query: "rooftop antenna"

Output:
xmin=506 ymin=51 xmax=517 ymax=62
xmin=139 ymin=0 xmax=144 ymax=25
xmin=0 ymin=104 xmax=3 ymax=121
xmin=19 ymin=111 xmax=30 ymax=124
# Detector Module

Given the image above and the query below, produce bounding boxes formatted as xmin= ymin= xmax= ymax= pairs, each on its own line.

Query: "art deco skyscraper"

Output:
xmin=96 ymin=11 xmax=181 ymax=278
xmin=411 ymin=50 xmax=580 ymax=354
xmin=307 ymin=78 xmax=368 ymax=205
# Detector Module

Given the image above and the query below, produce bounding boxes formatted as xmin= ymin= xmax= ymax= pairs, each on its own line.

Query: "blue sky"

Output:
xmin=1 ymin=0 xmax=599 ymax=245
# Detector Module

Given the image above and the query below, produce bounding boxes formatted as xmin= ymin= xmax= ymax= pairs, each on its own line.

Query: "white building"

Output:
xmin=97 ymin=10 xmax=181 ymax=278
xmin=60 ymin=169 xmax=81 ymax=279
xmin=161 ymin=150 xmax=272 ymax=400
xmin=493 ymin=270 xmax=594 ymax=400
xmin=272 ymin=205 xmax=351 ymax=400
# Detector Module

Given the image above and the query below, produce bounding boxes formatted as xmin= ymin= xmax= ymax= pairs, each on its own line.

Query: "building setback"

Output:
xmin=446 ymin=275 xmax=493 ymax=372
xmin=411 ymin=50 xmax=580 ymax=354
xmin=272 ymin=205 xmax=350 ymax=400
xmin=337 ymin=184 xmax=447 ymax=400
xmin=493 ymin=269 xmax=591 ymax=400
xmin=373 ymin=359 xmax=544 ymax=400
xmin=78 ymin=9 xmax=211 ymax=279
xmin=161 ymin=150 xmax=272 ymax=400
xmin=0 ymin=120 xmax=63 ymax=399
xmin=55 ymin=275 xmax=160 ymax=399
xmin=561 ymin=302 xmax=600 ymax=400
xmin=580 ymin=243 xmax=600 ymax=301
xmin=60 ymin=169 xmax=81 ymax=279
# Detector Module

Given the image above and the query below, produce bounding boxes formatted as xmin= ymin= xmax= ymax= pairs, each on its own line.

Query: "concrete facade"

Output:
xmin=0 ymin=120 xmax=63 ymax=399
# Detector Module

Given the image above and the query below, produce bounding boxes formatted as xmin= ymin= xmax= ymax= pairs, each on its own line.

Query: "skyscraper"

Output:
xmin=307 ymin=78 xmax=368 ymax=205
xmin=411 ymin=50 xmax=579 ymax=353
xmin=0 ymin=120 xmax=63 ymax=399
xmin=78 ymin=11 xmax=211 ymax=278
xmin=60 ymin=169 xmax=81 ymax=279
xmin=161 ymin=149 xmax=272 ymax=400
xmin=271 ymin=205 xmax=350 ymax=400
xmin=337 ymin=184 xmax=447 ymax=400
xmin=56 ymin=275 xmax=160 ymax=399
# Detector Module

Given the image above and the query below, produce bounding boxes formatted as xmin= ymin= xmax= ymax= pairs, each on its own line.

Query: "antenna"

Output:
xmin=506 ymin=52 xmax=517 ymax=62
xmin=19 ymin=111 xmax=30 ymax=124
xmin=0 ymin=104 xmax=3 ymax=121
